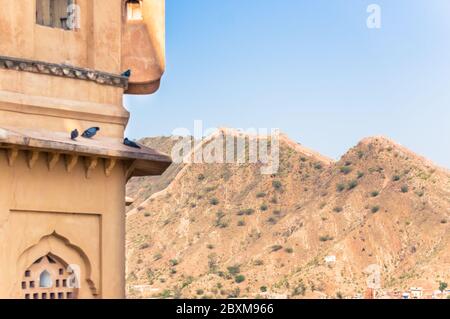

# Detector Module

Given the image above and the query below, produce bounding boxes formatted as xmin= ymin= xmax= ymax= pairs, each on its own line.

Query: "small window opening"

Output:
xmin=33 ymin=293 xmax=39 ymax=299
xmin=58 ymin=292 xmax=64 ymax=299
xmin=39 ymin=270 xmax=53 ymax=288
xmin=30 ymin=281 xmax=35 ymax=288
xmin=36 ymin=0 xmax=76 ymax=30
xmin=25 ymin=270 xmax=31 ymax=277
xmin=126 ymin=0 xmax=143 ymax=21
xmin=59 ymin=268 xmax=64 ymax=275
xmin=21 ymin=282 xmax=26 ymax=289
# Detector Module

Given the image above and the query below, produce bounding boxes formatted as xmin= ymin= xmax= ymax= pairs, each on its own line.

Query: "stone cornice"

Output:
xmin=0 ymin=55 xmax=128 ymax=89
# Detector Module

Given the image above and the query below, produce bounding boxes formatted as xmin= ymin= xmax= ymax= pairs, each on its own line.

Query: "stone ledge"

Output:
xmin=0 ymin=55 xmax=129 ymax=89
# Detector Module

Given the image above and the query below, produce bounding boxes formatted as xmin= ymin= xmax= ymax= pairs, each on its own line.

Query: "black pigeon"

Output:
xmin=121 ymin=69 xmax=131 ymax=78
xmin=70 ymin=129 xmax=79 ymax=140
xmin=124 ymin=138 xmax=141 ymax=149
xmin=81 ymin=127 xmax=100 ymax=139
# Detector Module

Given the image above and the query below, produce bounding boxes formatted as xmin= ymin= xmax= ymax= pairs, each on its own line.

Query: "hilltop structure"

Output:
xmin=0 ymin=0 xmax=170 ymax=299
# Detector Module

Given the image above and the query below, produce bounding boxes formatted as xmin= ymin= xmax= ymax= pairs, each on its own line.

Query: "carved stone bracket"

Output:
xmin=65 ymin=155 xmax=79 ymax=173
xmin=84 ymin=157 xmax=98 ymax=179
xmin=27 ymin=150 xmax=40 ymax=169
xmin=104 ymin=158 xmax=117 ymax=177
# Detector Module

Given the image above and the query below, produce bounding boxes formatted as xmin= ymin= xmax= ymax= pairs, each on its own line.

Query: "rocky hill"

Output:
xmin=125 ymin=130 xmax=450 ymax=299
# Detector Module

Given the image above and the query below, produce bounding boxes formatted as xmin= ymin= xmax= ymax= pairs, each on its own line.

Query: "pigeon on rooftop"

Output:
xmin=70 ymin=129 xmax=79 ymax=140
xmin=124 ymin=138 xmax=141 ymax=149
xmin=121 ymin=69 xmax=131 ymax=78
xmin=81 ymin=127 xmax=100 ymax=139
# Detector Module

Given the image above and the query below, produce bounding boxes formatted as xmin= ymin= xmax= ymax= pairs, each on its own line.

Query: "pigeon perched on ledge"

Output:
xmin=124 ymin=138 xmax=141 ymax=149
xmin=121 ymin=69 xmax=131 ymax=78
xmin=82 ymin=127 xmax=100 ymax=139
xmin=70 ymin=129 xmax=79 ymax=140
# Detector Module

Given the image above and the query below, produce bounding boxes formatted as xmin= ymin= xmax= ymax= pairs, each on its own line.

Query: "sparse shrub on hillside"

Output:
xmin=336 ymin=183 xmax=345 ymax=192
xmin=144 ymin=212 xmax=151 ymax=217
xmin=235 ymin=275 xmax=246 ymax=283
xmin=319 ymin=235 xmax=333 ymax=242
xmin=347 ymin=180 xmax=358 ymax=190
xmin=370 ymin=191 xmax=380 ymax=197
xmin=210 ymin=197 xmax=219 ymax=205
xmin=267 ymin=217 xmax=277 ymax=225
xmin=439 ymin=282 xmax=448 ymax=292
xmin=357 ymin=150 xmax=364 ymax=159
xmin=198 ymin=174 xmax=205 ymax=181
xmin=160 ymin=290 xmax=171 ymax=299
xmin=237 ymin=220 xmax=245 ymax=227
xmin=270 ymin=197 xmax=278 ymax=204
xmin=285 ymin=247 xmax=294 ymax=253
xmin=357 ymin=171 xmax=365 ymax=179
xmin=344 ymin=161 xmax=352 ymax=166
xmin=270 ymin=245 xmax=283 ymax=252
xmin=314 ymin=162 xmax=323 ymax=170
xmin=415 ymin=190 xmax=424 ymax=197
xmin=260 ymin=204 xmax=268 ymax=211
xmin=260 ymin=286 xmax=267 ymax=292
xmin=205 ymin=186 xmax=217 ymax=192
xmin=256 ymin=192 xmax=267 ymax=198
xmin=272 ymin=180 xmax=282 ymax=191
xmin=227 ymin=265 xmax=241 ymax=275
xmin=333 ymin=206 xmax=343 ymax=213
xmin=273 ymin=210 xmax=281 ymax=216
xmin=169 ymin=259 xmax=179 ymax=266
xmin=300 ymin=157 xmax=307 ymax=162
xmin=196 ymin=289 xmax=204 ymax=295
xmin=371 ymin=206 xmax=380 ymax=213
xmin=401 ymin=185 xmax=409 ymax=193
xmin=392 ymin=175 xmax=401 ymax=182
xmin=139 ymin=243 xmax=150 ymax=250
xmin=336 ymin=292 xmax=344 ymax=299
xmin=340 ymin=166 xmax=352 ymax=175
xmin=292 ymin=282 xmax=306 ymax=296
xmin=154 ymin=253 xmax=162 ymax=261
xmin=254 ymin=259 xmax=264 ymax=266
xmin=207 ymin=244 xmax=215 ymax=249
xmin=238 ymin=209 xmax=255 ymax=216
xmin=215 ymin=211 xmax=228 ymax=228
xmin=441 ymin=219 xmax=447 ymax=224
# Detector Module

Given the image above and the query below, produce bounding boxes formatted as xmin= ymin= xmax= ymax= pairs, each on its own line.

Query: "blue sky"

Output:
xmin=125 ymin=0 xmax=450 ymax=168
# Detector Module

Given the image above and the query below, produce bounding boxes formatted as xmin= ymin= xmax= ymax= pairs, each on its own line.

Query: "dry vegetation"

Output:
xmin=126 ymin=130 xmax=450 ymax=299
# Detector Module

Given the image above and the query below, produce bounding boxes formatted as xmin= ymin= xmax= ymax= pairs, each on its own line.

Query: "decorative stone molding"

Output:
xmin=0 ymin=55 xmax=128 ymax=89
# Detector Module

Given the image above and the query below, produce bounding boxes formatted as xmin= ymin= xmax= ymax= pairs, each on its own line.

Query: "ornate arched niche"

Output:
xmin=17 ymin=232 xmax=98 ymax=299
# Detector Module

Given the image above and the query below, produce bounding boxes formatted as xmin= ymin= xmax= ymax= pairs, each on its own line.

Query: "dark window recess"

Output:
xmin=30 ymin=281 xmax=35 ymax=288
xmin=25 ymin=270 xmax=31 ymax=277
xmin=36 ymin=0 xmax=75 ymax=30
xmin=21 ymin=282 xmax=26 ymax=289
xmin=58 ymin=292 xmax=64 ymax=299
